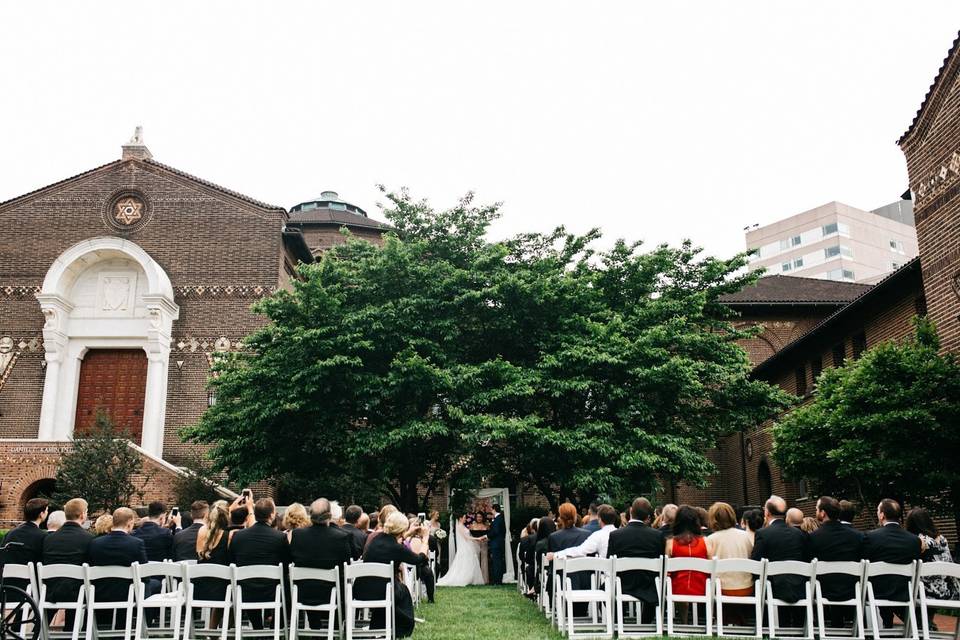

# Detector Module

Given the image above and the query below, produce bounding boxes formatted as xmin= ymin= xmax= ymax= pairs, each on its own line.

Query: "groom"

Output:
xmin=488 ymin=504 xmax=506 ymax=585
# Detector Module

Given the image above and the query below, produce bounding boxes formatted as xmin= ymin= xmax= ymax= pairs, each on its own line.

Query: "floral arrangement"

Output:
xmin=432 ymin=528 xmax=447 ymax=540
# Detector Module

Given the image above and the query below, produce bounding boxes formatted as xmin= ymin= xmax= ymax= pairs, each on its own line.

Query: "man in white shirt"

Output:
xmin=547 ymin=504 xmax=619 ymax=561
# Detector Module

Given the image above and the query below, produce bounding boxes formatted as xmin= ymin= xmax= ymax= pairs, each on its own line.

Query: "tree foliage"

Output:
xmin=773 ymin=317 xmax=960 ymax=519
xmin=185 ymin=189 xmax=790 ymax=511
xmin=54 ymin=411 xmax=145 ymax=514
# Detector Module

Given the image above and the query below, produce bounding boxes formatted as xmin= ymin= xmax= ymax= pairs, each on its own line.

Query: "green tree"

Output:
xmin=54 ymin=411 xmax=145 ymax=514
xmin=773 ymin=317 xmax=960 ymax=524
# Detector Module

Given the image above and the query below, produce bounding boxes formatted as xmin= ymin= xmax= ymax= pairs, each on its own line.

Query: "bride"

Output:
xmin=437 ymin=515 xmax=486 ymax=586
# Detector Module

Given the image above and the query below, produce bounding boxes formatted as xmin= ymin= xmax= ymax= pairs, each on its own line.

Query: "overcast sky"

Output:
xmin=2 ymin=2 xmax=959 ymax=259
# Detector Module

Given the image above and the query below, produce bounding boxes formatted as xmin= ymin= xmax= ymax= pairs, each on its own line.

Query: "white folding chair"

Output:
xmin=344 ymin=561 xmax=394 ymax=640
xmin=85 ymin=564 xmax=138 ymax=640
xmin=538 ymin=555 xmax=551 ymax=615
xmin=183 ymin=563 xmax=233 ymax=640
xmin=814 ymin=560 xmax=866 ymax=640
xmin=288 ymin=565 xmax=341 ymax=640
xmin=917 ymin=561 xmax=960 ymax=640
xmin=37 ymin=562 xmax=87 ymax=640
xmin=515 ymin=546 xmax=524 ymax=594
xmin=765 ymin=560 xmax=816 ymax=640
xmin=865 ymin=561 xmax=919 ymax=640
xmin=562 ymin=557 xmax=614 ymax=639
xmin=234 ymin=564 xmax=286 ymax=640
xmin=612 ymin=556 xmax=663 ymax=638
xmin=551 ymin=556 xmax=566 ymax=630
xmin=134 ymin=562 xmax=186 ymax=640
xmin=714 ymin=557 xmax=766 ymax=638
xmin=665 ymin=556 xmax=715 ymax=637
xmin=2 ymin=563 xmax=41 ymax=640
xmin=400 ymin=564 xmax=419 ymax=609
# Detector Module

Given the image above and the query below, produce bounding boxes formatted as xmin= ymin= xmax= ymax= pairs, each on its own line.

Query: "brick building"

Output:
xmin=0 ymin=130 xmax=385 ymax=523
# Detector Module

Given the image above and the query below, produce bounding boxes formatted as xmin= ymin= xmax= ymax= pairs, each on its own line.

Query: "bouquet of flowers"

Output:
xmin=432 ymin=528 xmax=447 ymax=540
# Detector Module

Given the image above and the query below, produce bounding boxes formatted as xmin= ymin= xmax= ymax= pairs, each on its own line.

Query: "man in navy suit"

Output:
xmin=89 ymin=508 xmax=153 ymax=629
xmin=582 ymin=503 xmax=601 ymax=533
xmin=862 ymin=499 xmax=923 ymax=628
xmin=132 ymin=501 xmax=180 ymax=561
xmin=488 ymin=504 xmax=507 ymax=585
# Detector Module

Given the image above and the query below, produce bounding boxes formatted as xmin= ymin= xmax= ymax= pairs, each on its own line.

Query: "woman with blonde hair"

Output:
xmin=194 ymin=500 xmax=231 ymax=627
xmin=705 ymin=501 xmax=754 ymax=624
xmin=358 ymin=510 xmax=428 ymax=637
xmin=282 ymin=502 xmax=311 ymax=540
xmin=93 ymin=514 xmax=113 ymax=536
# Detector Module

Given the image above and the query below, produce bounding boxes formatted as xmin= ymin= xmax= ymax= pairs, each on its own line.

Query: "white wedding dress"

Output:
xmin=437 ymin=521 xmax=485 ymax=587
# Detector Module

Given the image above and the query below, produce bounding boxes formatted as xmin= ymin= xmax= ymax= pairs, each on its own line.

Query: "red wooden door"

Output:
xmin=74 ymin=349 xmax=148 ymax=444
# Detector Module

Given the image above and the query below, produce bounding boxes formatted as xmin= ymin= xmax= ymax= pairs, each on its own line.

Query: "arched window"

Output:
xmin=757 ymin=459 xmax=772 ymax=500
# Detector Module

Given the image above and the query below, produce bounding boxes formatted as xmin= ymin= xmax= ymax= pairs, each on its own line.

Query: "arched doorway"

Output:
xmin=757 ymin=459 xmax=772 ymax=500
xmin=19 ymin=478 xmax=57 ymax=508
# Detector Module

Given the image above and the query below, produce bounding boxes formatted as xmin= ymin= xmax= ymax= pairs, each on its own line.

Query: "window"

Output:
xmin=795 ymin=365 xmax=808 ymax=396
xmin=915 ymin=296 xmax=928 ymax=317
xmin=852 ymin=331 xmax=867 ymax=359
xmin=824 ymin=268 xmax=854 ymax=281
xmin=892 ymin=262 xmax=900 ymax=270
xmin=328 ymin=202 xmax=347 ymax=211
xmin=791 ymin=235 xmax=801 ymax=246
xmin=838 ymin=222 xmax=850 ymax=236
xmin=832 ymin=343 xmax=845 ymax=367
xmin=811 ymin=356 xmax=822 ymax=384
xmin=794 ymin=257 xmax=804 ymax=268
xmin=825 ymin=245 xmax=841 ymax=259
xmin=822 ymin=222 xmax=839 ymax=235
xmin=840 ymin=246 xmax=853 ymax=258
xmin=889 ymin=239 xmax=905 ymax=253
xmin=781 ymin=262 xmax=792 ymax=272
xmin=843 ymin=269 xmax=855 ymax=280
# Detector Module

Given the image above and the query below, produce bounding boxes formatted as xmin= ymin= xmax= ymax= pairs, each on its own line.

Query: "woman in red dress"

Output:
xmin=666 ymin=505 xmax=709 ymax=623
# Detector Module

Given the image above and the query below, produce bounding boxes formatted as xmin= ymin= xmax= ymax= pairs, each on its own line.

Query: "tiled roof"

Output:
xmin=288 ymin=207 xmax=391 ymax=230
xmin=719 ymin=274 xmax=873 ymax=305
xmin=144 ymin=159 xmax=285 ymax=212
xmin=751 ymin=258 xmax=922 ymax=377
xmin=898 ymin=30 xmax=960 ymax=145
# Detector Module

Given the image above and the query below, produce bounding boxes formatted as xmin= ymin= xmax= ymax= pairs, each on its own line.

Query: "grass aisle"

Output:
xmin=411 ymin=585 xmax=564 ymax=640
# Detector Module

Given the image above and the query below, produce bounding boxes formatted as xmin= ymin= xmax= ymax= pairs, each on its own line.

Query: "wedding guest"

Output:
xmin=365 ymin=504 xmax=398 ymax=550
xmin=174 ymin=501 xmax=208 ymax=562
xmin=282 ymin=502 xmax=311 ymax=539
xmin=608 ymin=497 xmax=665 ymax=623
xmin=230 ymin=498 xmax=288 ymax=629
xmin=368 ymin=511 xmax=379 ymax=532
xmin=89 ymin=507 xmax=152 ymax=628
xmin=751 ymin=496 xmax=808 ymax=625
xmin=667 ymin=505 xmax=709 ymax=617
xmin=3 ymin=498 xmax=48 ymax=597
xmin=694 ymin=506 xmax=711 ymax=536
xmin=741 ymin=509 xmax=764 ymax=543
xmin=707 ymin=502 xmax=753 ymax=625
xmin=809 ymin=496 xmax=864 ymax=628
xmin=358 ymin=511 xmax=428 ymax=637
xmin=289 ymin=499 xmax=354 ymax=628
xmin=786 ymin=507 xmax=804 ymax=528
xmin=228 ymin=494 xmax=253 ymax=543
xmin=659 ymin=503 xmax=677 ymax=537
xmin=863 ymin=499 xmax=923 ymax=628
xmin=906 ymin=508 xmax=960 ymax=610
xmin=839 ymin=500 xmax=857 ymax=526
xmin=800 ymin=517 xmax=819 ymax=533
xmin=342 ymin=505 xmax=368 ymax=560
xmin=358 ymin=512 xmax=371 ymax=534
xmin=330 ymin=501 xmax=344 ymax=527
xmin=133 ymin=501 xmax=179 ymax=561
xmin=195 ymin=501 xmax=231 ymax=629
xmin=548 ymin=504 xmax=618 ymax=560
xmin=46 ymin=510 xmax=66 ymax=532
xmin=583 ymin=502 xmax=601 ymax=533
xmin=42 ymin=497 xmax=93 ymax=629
xmin=403 ymin=518 xmax=436 ymax=602
xmin=94 ymin=515 xmax=114 ymax=536
xmin=533 ymin=516 xmax=556 ymax=596
xmin=519 ymin=518 xmax=539 ymax=596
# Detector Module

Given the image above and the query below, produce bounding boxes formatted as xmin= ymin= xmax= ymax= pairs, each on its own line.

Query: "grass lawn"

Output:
xmin=411 ymin=585 xmax=564 ymax=640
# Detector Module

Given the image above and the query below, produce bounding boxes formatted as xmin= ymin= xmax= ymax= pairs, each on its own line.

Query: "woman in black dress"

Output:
xmin=357 ymin=511 xmax=429 ymax=638
xmin=194 ymin=500 xmax=232 ymax=627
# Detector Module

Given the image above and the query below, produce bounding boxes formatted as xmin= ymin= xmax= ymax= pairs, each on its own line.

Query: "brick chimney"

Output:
xmin=121 ymin=125 xmax=152 ymax=161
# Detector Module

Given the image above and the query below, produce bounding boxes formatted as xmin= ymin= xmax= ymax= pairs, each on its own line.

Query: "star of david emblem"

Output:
xmin=114 ymin=197 xmax=143 ymax=225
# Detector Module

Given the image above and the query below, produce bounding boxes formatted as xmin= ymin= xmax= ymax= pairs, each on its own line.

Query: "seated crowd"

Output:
xmin=517 ymin=495 xmax=959 ymax=629
xmin=1 ymin=495 xmax=437 ymax=638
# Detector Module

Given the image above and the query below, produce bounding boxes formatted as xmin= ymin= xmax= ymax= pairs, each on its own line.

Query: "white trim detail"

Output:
xmin=36 ymin=237 xmax=179 ymax=458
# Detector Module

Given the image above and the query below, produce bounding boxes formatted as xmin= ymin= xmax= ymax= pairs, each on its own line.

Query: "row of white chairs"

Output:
xmin=524 ymin=555 xmax=960 ymax=640
xmin=1 ymin=560 xmax=408 ymax=640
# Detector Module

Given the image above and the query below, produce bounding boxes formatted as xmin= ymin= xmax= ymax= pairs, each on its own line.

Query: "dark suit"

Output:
xmin=519 ymin=535 xmax=538 ymax=589
xmin=750 ymin=518 xmax=809 ymax=603
xmin=608 ymin=521 xmax=666 ymax=604
xmin=41 ymin=520 xmax=94 ymax=619
xmin=488 ymin=513 xmax=507 ymax=585
xmin=132 ymin=521 xmax=174 ymax=562
xmin=289 ymin=524 xmax=353 ymax=628
xmin=583 ymin=520 xmax=601 ymax=534
xmin=863 ymin=522 xmax=922 ymax=626
xmin=173 ymin=522 xmax=203 ymax=562
xmin=549 ymin=526 xmax=592 ymax=616
xmin=357 ymin=533 xmax=426 ymax=638
xmin=340 ymin=524 xmax=367 ymax=561
xmin=230 ymin=521 xmax=288 ymax=629
xmin=3 ymin=521 xmax=46 ymax=591
xmin=808 ymin=519 xmax=864 ymax=600
xmin=89 ymin=531 xmax=150 ymax=629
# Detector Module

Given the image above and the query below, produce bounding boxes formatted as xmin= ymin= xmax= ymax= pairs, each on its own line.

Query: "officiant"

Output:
xmin=488 ymin=504 xmax=506 ymax=585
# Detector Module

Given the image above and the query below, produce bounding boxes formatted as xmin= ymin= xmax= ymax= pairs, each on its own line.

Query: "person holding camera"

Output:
xmin=403 ymin=517 xmax=436 ymax=603
xmin=133 ymin=501 xmax=180 ymax=561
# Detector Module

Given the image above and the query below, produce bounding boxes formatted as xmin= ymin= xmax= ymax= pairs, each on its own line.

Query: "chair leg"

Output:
xmin=870 ymin=600 xmax=882 ymax=640
xmin=919 ymin=598 xmax=930 ymax=640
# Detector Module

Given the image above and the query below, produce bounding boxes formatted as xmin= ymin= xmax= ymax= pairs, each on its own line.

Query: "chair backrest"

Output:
xmin=345 ymin=561 xmax=393 ymax=581
xmin=87 ymin=564 xmax=137 ymax=581
xmin=563 ymin=557 xmax=613 ymax=574
xmin=612 ymin=555 xmax=663 ymax=574
xmin=866 ymin=561 xmax=916 ymax=579
xmin=815 ymin=560 xmax=864 ymax=577
xmin=39 ymin=562 xmax=87 ymax=581
xmin=2 ymin=562 xmax=34 ymax=581
xmin=234 ymin=563 xmax=283 ymax=581
xmin=714 ymin=557 xmax=765 ymax=576
xmin=135 ymin=561 xmax=185 ymax=581
xmin=289 ymin=564 xmax=339 ymax=584
xmin=665 ymin=556 xmax=715 ymax=573
xmin=919 ymin=561 xmax=960 ymax=581
xmin=765 ymin=560 xmax=815 ymax=578
xmin=185 ymin=562 xmax=233 ymax=581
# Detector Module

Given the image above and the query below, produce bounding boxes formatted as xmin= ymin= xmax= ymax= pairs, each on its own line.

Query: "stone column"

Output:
xmin=141 ymin=297 xmax=179 ymax=458
xmin=35 ymin=296 xmax=72 ymax=440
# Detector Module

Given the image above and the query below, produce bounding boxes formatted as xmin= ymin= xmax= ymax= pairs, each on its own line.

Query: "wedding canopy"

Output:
xmin=447 ymin=487 xmax=515 ymax=583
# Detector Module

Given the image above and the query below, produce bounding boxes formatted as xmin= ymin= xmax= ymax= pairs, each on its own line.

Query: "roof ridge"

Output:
xmin=898 ymin=30 xmax=960 ymax=146
xmin=0 ymin=159 xmax=122 ymax=210
xmin=144 ymin=159 xmax=285 ymax=211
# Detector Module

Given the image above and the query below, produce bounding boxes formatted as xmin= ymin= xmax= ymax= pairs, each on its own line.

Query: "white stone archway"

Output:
xmin=36 ymin=237 xmax=179 ymax=457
